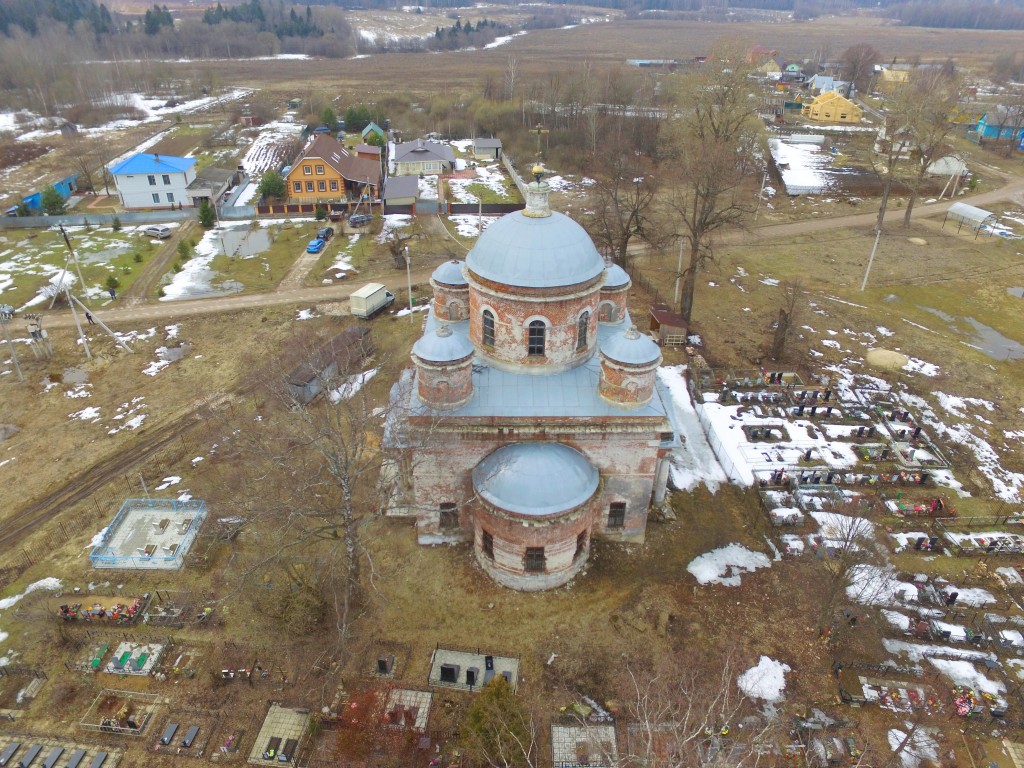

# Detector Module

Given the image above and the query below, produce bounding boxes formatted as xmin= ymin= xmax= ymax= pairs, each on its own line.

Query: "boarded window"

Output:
xmin=482 ymin=310 xmax=495 ymax=347
xmin=524 ymin=547 xmax=545 ymax=573
xmin=577 ymin=311 xmax=589 ymax=350
xmin=527 ymin=320 xmax=546 ymax=356
xmin=482 ymin=530 xmax=494 ymax=559
xmin=439 ymin=503 xmax=457 ymax=530
xmin=608 ymin=502 xmax=626 ymax=528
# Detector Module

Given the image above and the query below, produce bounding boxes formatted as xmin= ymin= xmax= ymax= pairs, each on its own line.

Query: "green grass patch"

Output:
xmin=459 ymin=180 xmax=516 ymax=204
xmin=0 ymin=227 xmax=160 ymax=308
xmin=306 ymin=232 xmax=378 ymax=286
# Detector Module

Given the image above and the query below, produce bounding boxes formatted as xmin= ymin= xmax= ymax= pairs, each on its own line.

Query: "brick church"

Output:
xmin=386 ymin=170 xmax=677 ymax=591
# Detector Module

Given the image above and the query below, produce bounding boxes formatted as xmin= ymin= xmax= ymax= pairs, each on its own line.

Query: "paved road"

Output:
xmin=30 ymin=172 xmax=1024 ymax=333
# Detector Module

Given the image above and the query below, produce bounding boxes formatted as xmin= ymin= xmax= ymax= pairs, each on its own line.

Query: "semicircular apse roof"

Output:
xmin=466 ymin=211 xmax=605 ymax=289
xmin=472 ymin=442 xmax=599 ymax=517
xmin=413 ymin=325 xmax=475 ymax=363
xmin=599 ymin=327 xmax=662 ymax=366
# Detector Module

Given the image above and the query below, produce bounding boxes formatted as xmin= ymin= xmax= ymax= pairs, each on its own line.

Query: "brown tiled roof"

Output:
xmin=295 ymin=135 xmax=381 ymax=187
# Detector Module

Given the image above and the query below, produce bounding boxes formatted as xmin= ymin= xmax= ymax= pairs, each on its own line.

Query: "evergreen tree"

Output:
xmin=198 ymin=199 xmax=216 ymax=228
xmin=40 ymin=185 xmax=66 ymax=215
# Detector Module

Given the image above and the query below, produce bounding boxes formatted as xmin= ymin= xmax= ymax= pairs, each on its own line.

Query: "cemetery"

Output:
xmin=89 ymin=498 xmax=208 ymax=570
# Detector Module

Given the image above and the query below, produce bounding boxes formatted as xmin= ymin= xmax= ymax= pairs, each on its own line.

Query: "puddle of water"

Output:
xmin=219 ymin=227 xmax=270 ymax=259
xmin=1008 ymin=287 xmax=1024 ymax=298
xmin=920 ymin=306 xmax=1024 ymax=361
xmin=62 ymin=367 xmax=89 ymax=385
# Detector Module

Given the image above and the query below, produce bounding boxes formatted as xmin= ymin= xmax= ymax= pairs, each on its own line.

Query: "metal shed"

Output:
xmin=943 ymin=202 xmax=996 ymax=238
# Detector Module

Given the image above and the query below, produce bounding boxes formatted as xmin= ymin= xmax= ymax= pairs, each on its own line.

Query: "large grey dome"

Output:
xmin=466 ymin=211 xmax=605 ymax=289
xmin=413 ymin=325 xmax=474 ymax=363
xmin=472 ymin=442 xmax=599 ymax=517
xmin=600 ymin=327 xmax=661 ymax=366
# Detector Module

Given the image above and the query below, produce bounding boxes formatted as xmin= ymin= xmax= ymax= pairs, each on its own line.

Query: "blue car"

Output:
xmin=306 ymin=238 xmax=325 ymax=254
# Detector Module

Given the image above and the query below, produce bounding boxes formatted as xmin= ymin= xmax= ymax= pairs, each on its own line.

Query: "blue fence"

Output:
xmin=90 ymin=498 xmax=208 ymax=571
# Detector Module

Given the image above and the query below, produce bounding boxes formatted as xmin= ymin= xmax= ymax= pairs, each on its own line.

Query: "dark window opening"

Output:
xmin=608 ymin=502 xmax=626 ymax=529
xmin=577 ymin=311 xmax=589 ymax=350
xmin=482 ymin=310 xmax=495 ymax=347
xmin=482 ymin=530 xmax=494 ymax=559
xmin=440 ymin=503 xmax=458 ymax=530
xmin=575 ymin=531 xmax=588 ymax=560
xmin=527 ymin=320 xmax=546 ymax=356
xmin=525 ymin=547 xmax=545 ymax=573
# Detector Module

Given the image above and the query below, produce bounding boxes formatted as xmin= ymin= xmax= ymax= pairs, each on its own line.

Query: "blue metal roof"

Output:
xmin=472 ymin=442 xmax=599 ymax=516
xmin=108 ymin=153 xmax=196 ymax=176
xmin=407 ymin=311 xmax=669 ymax=419
xmin=431 ymin=260 xmax=468 ymax=286
xmin=604 ymin=264 xmax=630 ymax=289
xmin=466 ymin=210 xmax=605 ymax=289
xmin=413 ymin=325 xmax=474 ymax=363
xmin=599 ymin=327 xmax=662 ymax=366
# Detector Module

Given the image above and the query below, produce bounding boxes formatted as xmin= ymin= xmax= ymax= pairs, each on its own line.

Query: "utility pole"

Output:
xmin=0 ymin=305 xmax=24 ymax=383
xmin=674 ymin=238 xmax=685 ymax=307
xmin=404 ymin=246 xmax=413 ymax=322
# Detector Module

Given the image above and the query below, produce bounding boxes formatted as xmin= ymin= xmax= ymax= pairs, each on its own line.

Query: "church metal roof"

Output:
xmin=412 ymin=324 xmax=474 ymax=363
xmin=599 ymin=327 xmax=662 ymax=366
xmin=603 ymin=264 xmax=630 ymax=289
xmin=466 ymin=210 xmax=605 ymax=289
xmin=431 ymin=259 xmax=468 ymax=286
xmin=472 ymin=442 xmax=599 ymax=516
xmin=405 ymin=313 xmax=668 ymax=419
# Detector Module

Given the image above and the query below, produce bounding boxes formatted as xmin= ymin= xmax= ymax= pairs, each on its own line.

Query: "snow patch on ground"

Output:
xmin=329 ymin=368 xmax=378 ymax=403
xmin=0 ymin=577 xmax=63 ymax=611
xmin=737 ymin=656 xmax=790 ymax=702
xmin=687 ymin=543 xmax=771 ymax=586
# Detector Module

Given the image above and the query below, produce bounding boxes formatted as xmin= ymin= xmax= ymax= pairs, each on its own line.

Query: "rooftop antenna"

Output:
xmin=53 ymin=225 xmax=134 ymax=359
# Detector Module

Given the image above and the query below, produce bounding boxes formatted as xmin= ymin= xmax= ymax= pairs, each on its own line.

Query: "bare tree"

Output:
xmin=383 ymin=218 xmax=423 ymax=268
xmin=462 ymin=678 xmax=539 ymax=768
xmin=505 ymin=54 xmax=519 ymax=102
xmin=664 ymin=46 xmax=764 ymax=323
xmin=210 ymin=330 xmax=393 ymax=654
xmin=769 ymin=279 xmax=805 ymax=362
xmin=894 ymin=68 xmax=964 ymax=225
xmin=842 ymin=43 xmax=881 ymax=94
xmin=622 ymin=650 xmax=774 ymax=767
xmin=581 ymin=150 xmax=661 ymax=266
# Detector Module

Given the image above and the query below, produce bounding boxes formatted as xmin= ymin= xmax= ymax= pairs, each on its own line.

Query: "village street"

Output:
xmin=27 ymin=168 xmax=1024 ymax=333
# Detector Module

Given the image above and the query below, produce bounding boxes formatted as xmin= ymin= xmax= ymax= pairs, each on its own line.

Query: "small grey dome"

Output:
xmin=413 ymin=324 xmax=474 ymax=364
xmin=432 ymin=259 xmax=467 ymax=286
xmin=603 ymin=264 xmax=630 ymax=289
xmin=600 ymin=327 xmax=661 ymax=366
xmin=467 ymin=211 xmax=605 ymax=289
xmin=472 ymin=443 xmax=599 ymax=517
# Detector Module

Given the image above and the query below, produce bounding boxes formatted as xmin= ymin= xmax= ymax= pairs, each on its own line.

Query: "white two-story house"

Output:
xmin=108 ymin=153 xmax=197 ymax=210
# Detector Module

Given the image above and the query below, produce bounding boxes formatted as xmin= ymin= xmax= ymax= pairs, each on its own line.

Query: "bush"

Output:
xmin=198 ymin=199 xmax=216 ymax=227
xmin=105 ymin=275 xmax=120 ymax=291
xmin=315 ymin=204 xmax=327 ymax=220
xmin=133 ymin=252 xmax=143 ymax=263
xmin=177 ymin=239 xmax=192 ymax=261
xmin=40 ymin=185 xmax=66 ymax=215
xmin=111 ymin=215 xmax=122 ymax=231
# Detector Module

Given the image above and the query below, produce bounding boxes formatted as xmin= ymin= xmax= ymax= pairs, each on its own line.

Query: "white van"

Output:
xmin=142 ymin=225 xmax=172 ymax=239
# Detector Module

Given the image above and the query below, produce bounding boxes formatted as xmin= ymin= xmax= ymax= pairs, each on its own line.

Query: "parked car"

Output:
xmin=306 ymin=238 xmax=326 ymax=254
xmin=142 ymin=225 xmax=172 ymax=239
xmin=349 ymin=213 xmax=373 ymax=227
xmin=317 ymin=226 xmax=334 ymax=241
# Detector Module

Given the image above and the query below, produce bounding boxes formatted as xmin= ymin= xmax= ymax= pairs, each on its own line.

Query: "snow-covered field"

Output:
xmin=240 ymin=119 xmax=303 ymax=176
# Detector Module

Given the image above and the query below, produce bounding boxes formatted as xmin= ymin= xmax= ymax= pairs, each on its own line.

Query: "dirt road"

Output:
xmin=32 ymin=173 xmax=1024 ymax=332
